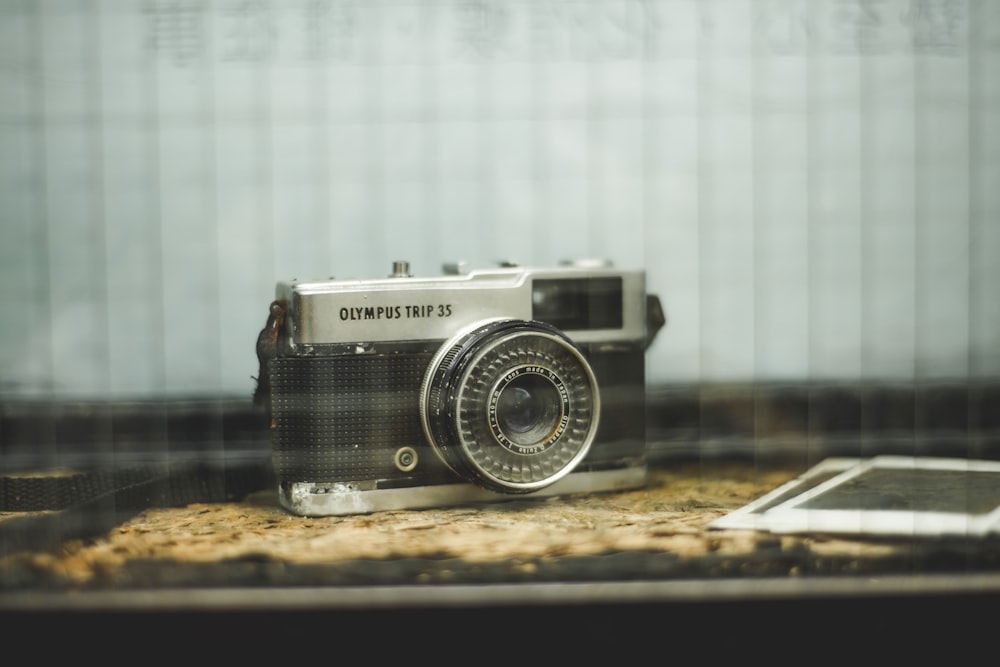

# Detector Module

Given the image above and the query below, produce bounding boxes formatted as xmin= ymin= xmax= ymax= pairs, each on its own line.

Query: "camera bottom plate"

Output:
xmin=278 ymin=466 xmax=647 ymax=516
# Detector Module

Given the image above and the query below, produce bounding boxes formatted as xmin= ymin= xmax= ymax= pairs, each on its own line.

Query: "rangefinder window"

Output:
xmin=532 ymin=277 xmax=624 ymax=331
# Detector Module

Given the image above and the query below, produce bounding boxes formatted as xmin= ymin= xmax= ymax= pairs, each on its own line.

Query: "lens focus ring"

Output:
xmin=420 ymin=319 xmax=600 ymax=493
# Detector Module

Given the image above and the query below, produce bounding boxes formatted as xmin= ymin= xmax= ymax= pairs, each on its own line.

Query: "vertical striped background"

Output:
xmin=0 ymin=0 xmax=997 ymax=399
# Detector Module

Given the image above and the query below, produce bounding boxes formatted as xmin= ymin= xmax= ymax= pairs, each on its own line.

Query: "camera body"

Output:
xmin=261 ymin=259 xmax=664 ymax=516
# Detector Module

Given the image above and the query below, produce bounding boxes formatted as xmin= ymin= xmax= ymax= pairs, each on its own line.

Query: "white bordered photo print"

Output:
xmin=709 ymin=455 xmax=1000 ymax=538
xmin=707 ymin=457 xmax=861 ymax=531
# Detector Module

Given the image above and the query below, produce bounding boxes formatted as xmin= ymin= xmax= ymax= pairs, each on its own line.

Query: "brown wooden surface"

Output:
xmin=24 ymin=464 xmax=785 ymax=575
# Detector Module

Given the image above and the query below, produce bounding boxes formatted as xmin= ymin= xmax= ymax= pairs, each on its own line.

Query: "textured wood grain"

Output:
xmin=5 ymin=462 xmax=873 ymax=586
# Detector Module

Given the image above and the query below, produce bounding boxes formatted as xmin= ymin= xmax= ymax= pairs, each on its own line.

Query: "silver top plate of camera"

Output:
xmin=275 ymin=260 xmax=649 ymax=349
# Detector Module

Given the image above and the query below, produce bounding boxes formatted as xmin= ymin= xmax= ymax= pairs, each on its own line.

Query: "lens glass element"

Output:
xmin=490 ymin=368 xmax=566 ymax=452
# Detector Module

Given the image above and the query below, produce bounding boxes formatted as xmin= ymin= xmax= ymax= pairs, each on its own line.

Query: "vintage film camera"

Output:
xmin=255 ymin=259 xmax=665 ymax=516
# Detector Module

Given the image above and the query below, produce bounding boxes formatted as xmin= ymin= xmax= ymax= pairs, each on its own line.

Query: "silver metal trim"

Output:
xmin=278 ymin=466 xmax=647 ymax=516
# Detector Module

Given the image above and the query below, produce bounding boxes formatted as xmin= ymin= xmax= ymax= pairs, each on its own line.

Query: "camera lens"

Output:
xmin=420 ymin=319 xmax=600 ymax=494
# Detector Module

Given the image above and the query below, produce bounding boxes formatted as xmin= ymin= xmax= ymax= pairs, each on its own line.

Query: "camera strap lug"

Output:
xmin=253 ymin=299 xmax=288 ymax=418
xmin=645 ymin=295 xmax=666 ymax=350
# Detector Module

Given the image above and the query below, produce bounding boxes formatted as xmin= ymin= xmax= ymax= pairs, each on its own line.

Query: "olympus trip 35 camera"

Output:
xmin=255 ymin=259 xmax=665 ymax=516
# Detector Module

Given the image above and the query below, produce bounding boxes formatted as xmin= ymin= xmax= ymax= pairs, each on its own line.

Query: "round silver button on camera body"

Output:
xmin=394 ymin=446 xmax=418 ymax=472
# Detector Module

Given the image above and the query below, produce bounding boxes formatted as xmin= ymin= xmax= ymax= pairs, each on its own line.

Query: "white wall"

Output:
xmin=1 ymin=0 xmax=998 ymax=398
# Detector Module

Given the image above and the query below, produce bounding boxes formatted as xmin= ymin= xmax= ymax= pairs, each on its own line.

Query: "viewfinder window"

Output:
xmin=531 ymin=277 xmax=623 ymax=331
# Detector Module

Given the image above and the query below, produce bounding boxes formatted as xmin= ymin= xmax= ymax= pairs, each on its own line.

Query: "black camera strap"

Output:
xmin=0 ymin=460 xmax=273 ymax=557
xmin=0 ymin=305 xmax=286 ymax=556
xmin=253 ymin=299 xmax=287 ymax=417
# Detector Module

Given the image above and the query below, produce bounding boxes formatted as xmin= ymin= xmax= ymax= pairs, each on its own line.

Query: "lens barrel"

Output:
xmin=420 ymin=319 xmax=600 ymax=493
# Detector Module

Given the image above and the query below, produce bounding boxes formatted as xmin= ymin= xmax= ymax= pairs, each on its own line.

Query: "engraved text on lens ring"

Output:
xmin=487 ymin=366 xmax=571 ymax=455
